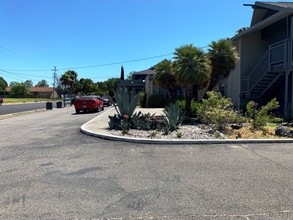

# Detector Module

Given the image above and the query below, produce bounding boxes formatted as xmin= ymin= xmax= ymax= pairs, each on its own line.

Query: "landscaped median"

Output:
xmin=81 ymin=88 xmax=293 ymax=144
xmin=80 ymin=107 xmax=293 ymax=144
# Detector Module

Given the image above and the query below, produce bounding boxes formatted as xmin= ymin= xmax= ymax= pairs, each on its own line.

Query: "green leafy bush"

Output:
xmin=138 ymin=92 xmax=146 ymax=107
xmin=175 ymin=98 xmax=185 ymax=109
xmin=198 ymin=91 xmax=239 ymax=131
xmin=175 ymin=98 xmax=201 ymax=117
xmin=246 ymin=98 xmax=280 ymax=129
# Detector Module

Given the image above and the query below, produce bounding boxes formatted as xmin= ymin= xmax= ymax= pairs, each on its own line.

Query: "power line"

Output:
xmin=0 ymin=69 xmax=52 ymax=79
xmin=0 ymin=71 xmax=24 ymax=81
xmin=1 ymin=53 xmax=174 ymax=72
xmin=0 ymin=46 xmax=209 ymax=73
xmin=57 ymin=53 xmax=174 ymax=70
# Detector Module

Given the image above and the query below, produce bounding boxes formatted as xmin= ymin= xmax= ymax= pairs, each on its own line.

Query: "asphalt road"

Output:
xmin=0 ymin=102 xmax=60 ymax=115
xmin=1 ymin=107 xmax=293 ymax=219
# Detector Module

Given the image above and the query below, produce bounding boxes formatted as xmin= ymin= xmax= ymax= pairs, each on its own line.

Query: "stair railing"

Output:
xmin=241 ymin=50 xmax=269 ymax=97
xmin=242 ymin=40 xmax=287 ymax=98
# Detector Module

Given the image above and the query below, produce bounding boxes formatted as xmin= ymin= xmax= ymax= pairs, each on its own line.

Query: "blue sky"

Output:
xmin=0 ymin=0 xmax=254 ymax=86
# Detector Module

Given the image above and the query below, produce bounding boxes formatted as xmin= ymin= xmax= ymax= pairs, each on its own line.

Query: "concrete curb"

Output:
xmin=80 ymin=110 xmax=293 ymax=145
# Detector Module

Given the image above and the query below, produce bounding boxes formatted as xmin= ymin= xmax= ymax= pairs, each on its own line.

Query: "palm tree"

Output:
xmin=154 ymin=59 xmax=177 ymax=101
xmin=60 ymin=72 xmax=71 ymax=92
xmin=67 ymin=70 xmax=78 ymax=92
xmin=60 ymin=70 xmax=78 ymax=94
xmin=60 ymin=73 xmax=69 ymax=88
xmin=204 ymin=39 xmax=238 ymax=98
xmin=174 ymin=44 xmax=211 ymax=114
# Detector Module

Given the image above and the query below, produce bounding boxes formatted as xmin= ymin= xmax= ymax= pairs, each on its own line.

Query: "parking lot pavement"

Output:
xmin=1 ymin=107 xmax=293 ymax=219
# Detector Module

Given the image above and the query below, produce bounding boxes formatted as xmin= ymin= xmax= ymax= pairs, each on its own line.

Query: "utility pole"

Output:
xmin=52 ymin=66 xmax=58 ymax=99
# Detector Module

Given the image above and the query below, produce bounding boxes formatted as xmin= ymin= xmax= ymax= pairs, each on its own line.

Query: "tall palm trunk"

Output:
xmin=185 ymin=87 xmax=194 ymax=115
xmin=192 ymin=85 xmax=198 ymax=101
xmin=202 ymin=73 xmax=219 ymax=100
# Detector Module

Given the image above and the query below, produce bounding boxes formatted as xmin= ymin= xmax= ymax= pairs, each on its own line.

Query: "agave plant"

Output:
xmin=112 ymin=87 xmax=140 ymax=118
xmin=163 ymin=103 xmax=186 ymax=134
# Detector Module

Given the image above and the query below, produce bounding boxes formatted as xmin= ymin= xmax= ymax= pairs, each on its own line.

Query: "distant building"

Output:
xmin=117 ymin=69 xmax=155 ymax=94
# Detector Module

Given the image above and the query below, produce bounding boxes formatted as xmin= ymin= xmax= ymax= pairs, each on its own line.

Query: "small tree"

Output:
xmin=10 ymin=82 xmax=30 ymax=98
xmin=198 ymin=91 xmax=239 ymax=131
xmin=0 ymin=76 xmax=8 ymax=94
xmin=78 ymin=78 xmax=97 ymax=95
xmin=36 ymin=79 xmax=49 ymax=87
xmin=104 ymin=78 xmax=119 ymax=97
xmin=246 ymin=98 xmax=280 ymax=129
xmin=24 ymin=80 xmax=34 ymax=87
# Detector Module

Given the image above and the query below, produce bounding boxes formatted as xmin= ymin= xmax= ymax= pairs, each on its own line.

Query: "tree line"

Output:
xmin=0 ymin=73 xmax=118 ymax=98
xmin=0 ymin=38 xmax=237 ymax=102
xmin=154 ymin=38 xmax=238 ymax=114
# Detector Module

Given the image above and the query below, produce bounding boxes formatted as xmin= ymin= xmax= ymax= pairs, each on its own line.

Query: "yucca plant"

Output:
xmin=113 ymin=87 xmax=140 ymax=118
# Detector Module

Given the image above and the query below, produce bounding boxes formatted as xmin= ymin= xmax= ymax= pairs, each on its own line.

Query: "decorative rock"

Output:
xmin=281 ymin=122 xmax=293 ymax=127
xmin=214 ymin=131 xmax=226 ymax=139
xmin=107 ymin=124 xmax=218 ymax=140
xmin=231 ymin=124 xmax=243 ymax=129
xmin=207 ymin=128 xmax=214 ymax=134
xmin=275 ymin=126 xmax=293 ymax=137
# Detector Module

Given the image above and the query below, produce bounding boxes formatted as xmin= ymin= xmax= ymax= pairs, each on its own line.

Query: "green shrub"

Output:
xmin=138 ymin=92 xmax=146 ymax=107
xmin=246 ymin=98 xmax=280 ymax=129
xmin=176 ymin=132 xmax=183 ymax=138
xmin=190 ymin=101 xmax=201 ymax=117
xmin=175 ymin=98 xmax=200 ymax=117
xmin=198 ymin=91 xmax=239 ymax=131
xmin=148 ymin=94 xmax=163 ymax=108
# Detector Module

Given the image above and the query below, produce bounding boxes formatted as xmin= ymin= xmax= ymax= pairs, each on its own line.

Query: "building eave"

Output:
xmin=232 ymin=8 xmax=292 ymax=41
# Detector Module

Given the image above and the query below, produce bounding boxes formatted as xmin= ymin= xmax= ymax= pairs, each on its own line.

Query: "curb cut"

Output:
xmin=80 ymin=110 xmax=293 ymax=145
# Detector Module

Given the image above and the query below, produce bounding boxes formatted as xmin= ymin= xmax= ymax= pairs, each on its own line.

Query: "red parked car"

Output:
xmin=74 ymin=95 xmax=104 ymax=114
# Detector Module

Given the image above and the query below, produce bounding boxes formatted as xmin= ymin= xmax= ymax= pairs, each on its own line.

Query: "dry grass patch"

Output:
xmin=225 ymin=124 xmax=289 ymax=139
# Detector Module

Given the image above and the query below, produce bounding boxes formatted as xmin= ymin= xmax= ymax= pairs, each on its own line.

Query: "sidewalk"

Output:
xmin=80 ymin=107 xmax=293 ymax=144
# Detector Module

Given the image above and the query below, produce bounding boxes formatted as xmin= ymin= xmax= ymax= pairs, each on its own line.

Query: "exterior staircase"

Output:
xmin=250 ymin=71 xmax=283 ymax=99
xmin=242 ymin=40 xmax=287 ymax=100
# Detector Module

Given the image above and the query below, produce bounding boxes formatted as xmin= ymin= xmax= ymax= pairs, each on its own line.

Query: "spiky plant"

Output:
xmin=163 ymin=103 xmax=186 ymax=134
xmin=113 ymin=87 xmax=140 ymax=118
